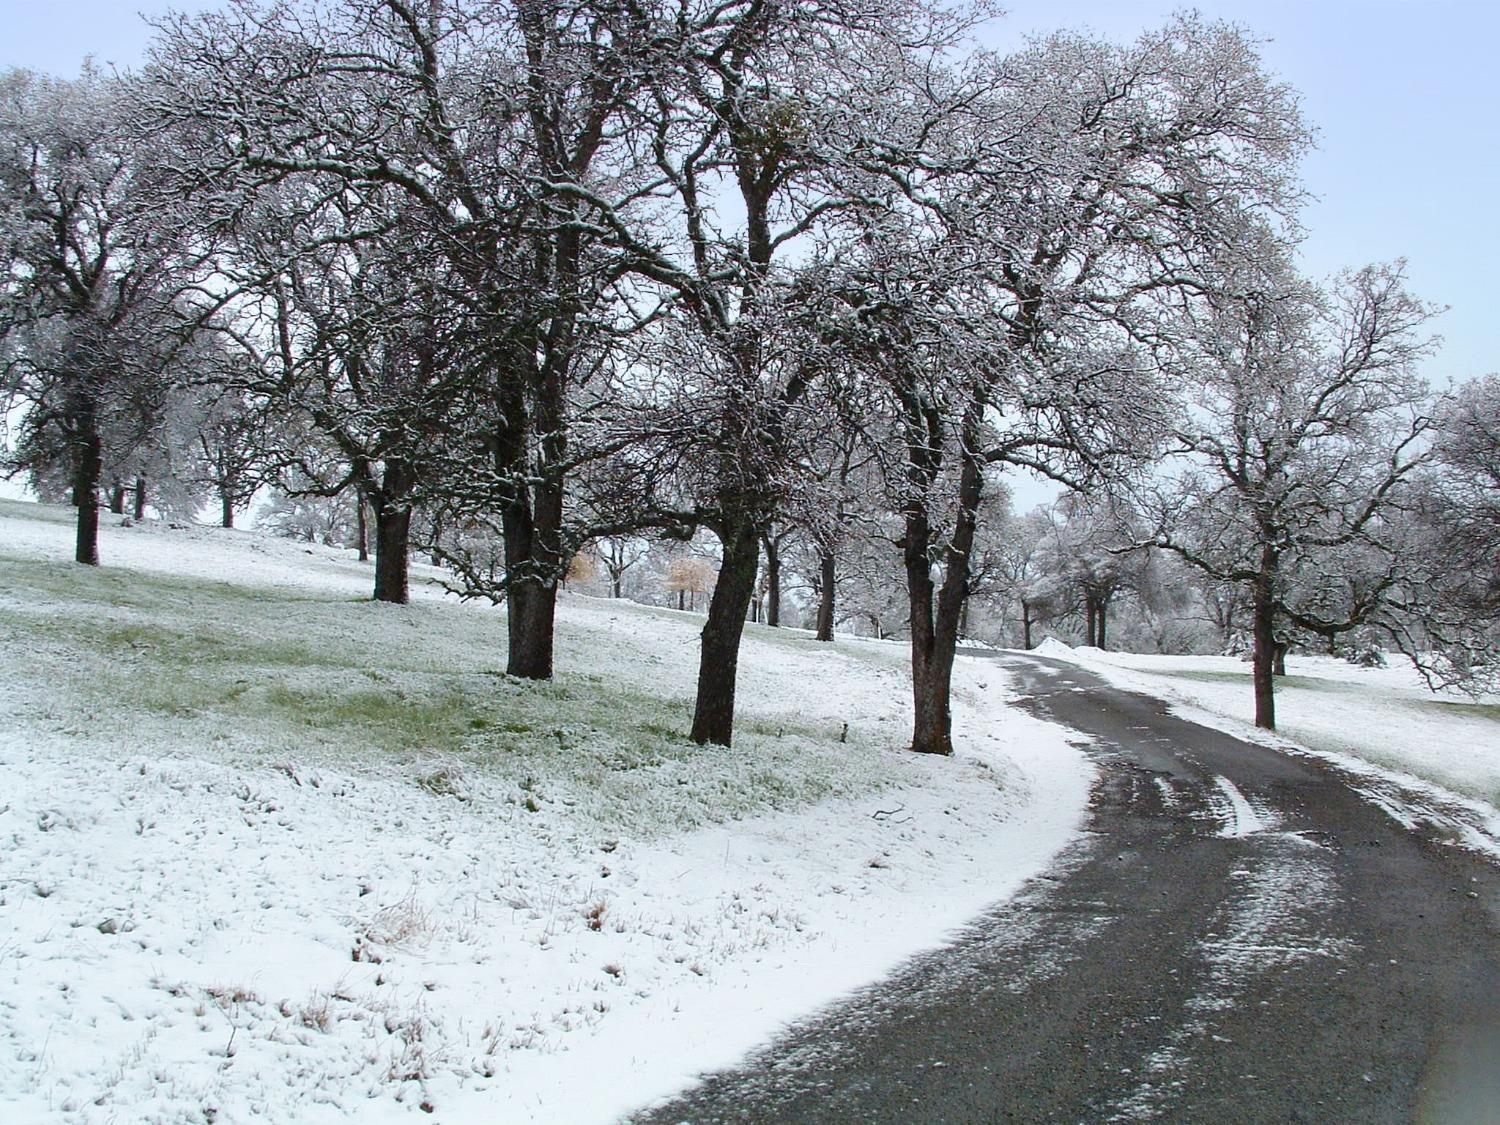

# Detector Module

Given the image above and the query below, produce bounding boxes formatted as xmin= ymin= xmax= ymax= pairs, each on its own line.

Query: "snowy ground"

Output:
xmin=0 ymin=500 xmax=1092 ymax=1124
xmin=1037 ymin=639 xmax=1500 ymax=860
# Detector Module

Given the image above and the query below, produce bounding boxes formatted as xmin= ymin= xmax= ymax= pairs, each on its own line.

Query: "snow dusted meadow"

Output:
xmin=1040 ymin=640 xmax=1500 ymax=859
xmin=0 ymin=500 xmax=1092 ymax=1123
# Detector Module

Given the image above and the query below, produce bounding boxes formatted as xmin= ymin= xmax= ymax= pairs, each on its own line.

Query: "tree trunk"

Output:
xmin=815 ymin=550 xmax=836 ymax=642
xmin=109 ymin=481 xmax=125 ymax=515
xmin=72 ymin=413 xmax=103 ymax=567
xmin=1097 ymin=599 xmax=1108 ymax=652
xmin=902 ymin=449 xmax=983 ymax=756
xmin=356 ymin=494 xmax=370 ymax=562
xmin=1273 ymin=642 xmax=1288 ymax=677
xmin=690 ymin=519 xmax=761 ymax=746
xmin=220 ymin=488 xmax=235 ymax=529
xmin=372 ymin=500 xmax=412 ymax=604
xmin=497 ymin=483 xmax=562 ymax=680
xmin=763 ymin=534 xmax=781 ymax=627
xmin=506 ymin=580 xmax=558 ymax=680
xmin=678 ymin=589 xmax=685 ymax=612
xmin=133 ymin=476 xmax=147 ymax=521
xmin=1022 ymin=601 xmax=1033 ymax=650
xmin=1084 ymin=599 xmax=1098 ymax=647
xmin=611 ymin=572 xmax=622 ymax=599
xmin=1251 ymin=554 xmax=1278 ymax=730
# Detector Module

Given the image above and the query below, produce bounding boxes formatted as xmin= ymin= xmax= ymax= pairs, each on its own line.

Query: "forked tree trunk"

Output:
xmin=506 ymin=580 xmax=557 ymax=680
xmin=498 ymin=478 xmax=563 ymax=680
xmin=690 ymin=519 xmax=761 ymax=746
xmin=133 ymin=476 xmax=147 ymax=521
xmin=815 ymin=550 xmax=836 ymax=642
xmin=72 ymin=415 xmax=103 ymax=567
xmin=902 ymin=453 xmax=983 ymax=756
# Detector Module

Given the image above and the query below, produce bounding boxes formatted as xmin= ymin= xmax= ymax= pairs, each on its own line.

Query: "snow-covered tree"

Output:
xmin=833 ymin=19 xmax=1307 ymax=752
xmin=1147 ymin=248 xmax=1439 ymax=729
xmin=149 ymin=0 xmax=650 ymax=665
xmin=1 ymin=69 xmax=203 ymax=563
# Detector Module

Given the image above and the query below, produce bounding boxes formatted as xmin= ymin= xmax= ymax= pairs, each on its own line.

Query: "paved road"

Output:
xmin=634 ymin=653 xmax=1500 ymax=1124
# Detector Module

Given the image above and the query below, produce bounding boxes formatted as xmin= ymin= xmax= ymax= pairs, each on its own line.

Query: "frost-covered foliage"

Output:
xmin=1144 ymin=241 xmax=1440 ymax=727
xmin=0 ymin=68 xmax=208 ymax=561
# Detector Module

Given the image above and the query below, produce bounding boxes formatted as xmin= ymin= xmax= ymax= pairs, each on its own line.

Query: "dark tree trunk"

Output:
xmin=220 ymin=488 xmax=235 ymax=529
xmin=497 ymin=484 xmax=562 ymax=680
xmin=72 ymin=413 xmax=103 ymax=567
xmin=1273 ymin=642 xmax=1288 ymax=677
xmin=678 ymin=590 xmax=685 ymax=612
xmin=109 ymin=481 xmax=125 ymax=515
xmin=1022 ymin=601 xmax=1034 ymax=650
xmin=763 ymin=533 xmax=781 ymax=627
xmin=1252 ymin=551 xmax=1278 ymax=730
xmin=369 ymin=460 xmax=416 ymax=604
xmin=903 ymin=452 xmax=983 ymax=756
xmin=133 ymin=476 xmax=147 ymax=521
xmin=1097 ymin=599 xmax=1108 ymax=652
xmin=815 ymin=550 xmax=836 ymax=642
xmin=506 ymin=580 xmax=558 ymax=680
xmin=1085 ymin=599 xmax=1098 ymax=647
xmin=611 ymin=571 xmax=623 ymax=599
xmin=372 ymin=501 xmax=412 ymax=604
xmin=355 ymin=494 xmax=370 ymax=562
xmin=690 ymin=519 xmax=761 ymax=746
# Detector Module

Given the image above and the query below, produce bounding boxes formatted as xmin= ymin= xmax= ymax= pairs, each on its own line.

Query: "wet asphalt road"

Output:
xmin=633 ymin=653 xmax=1500 ymax=1124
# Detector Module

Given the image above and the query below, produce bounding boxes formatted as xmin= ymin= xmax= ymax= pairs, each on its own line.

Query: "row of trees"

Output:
xmin=4 ymin=1 xmax=1496 ymax=749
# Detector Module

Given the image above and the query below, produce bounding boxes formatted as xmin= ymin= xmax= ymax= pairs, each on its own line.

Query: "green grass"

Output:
xmin=0 ymin=528 xmax=904 ymax=838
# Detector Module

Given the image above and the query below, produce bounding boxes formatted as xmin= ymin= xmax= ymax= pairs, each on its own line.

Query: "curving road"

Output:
xmin=633 ymin=652 xmax=1500 ymax=1124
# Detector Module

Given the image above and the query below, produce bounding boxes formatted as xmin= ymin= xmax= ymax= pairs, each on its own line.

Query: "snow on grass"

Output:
xmin=0 ymin=500 xmax=1091 ymax=1123
xmin=1037 ymin=639 xmax=1500 ymax=857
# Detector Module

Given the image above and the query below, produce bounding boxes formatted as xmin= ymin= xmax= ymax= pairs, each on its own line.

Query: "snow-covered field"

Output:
xmin=0 ymin=500 xmax=1092 ymax=1124
xmin=1040 ymin=640 xmax=1500 ymax=858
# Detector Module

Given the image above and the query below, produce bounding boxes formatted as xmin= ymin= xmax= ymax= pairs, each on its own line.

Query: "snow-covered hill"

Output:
xmin=0 ymin=500 xmax=1091 ymax=1124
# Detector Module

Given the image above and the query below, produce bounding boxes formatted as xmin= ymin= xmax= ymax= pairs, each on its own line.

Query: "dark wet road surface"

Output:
xmin=633 ymin=653 xmax=1500 ymax=1124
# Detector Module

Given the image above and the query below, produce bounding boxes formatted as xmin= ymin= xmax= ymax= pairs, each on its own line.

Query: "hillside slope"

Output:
xmin=0 ymin=500 xmax=1091 ymax=1124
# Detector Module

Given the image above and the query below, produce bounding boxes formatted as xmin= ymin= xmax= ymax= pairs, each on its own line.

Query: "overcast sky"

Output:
xmin=2 ymin=1 xmax=1495 ymax=507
